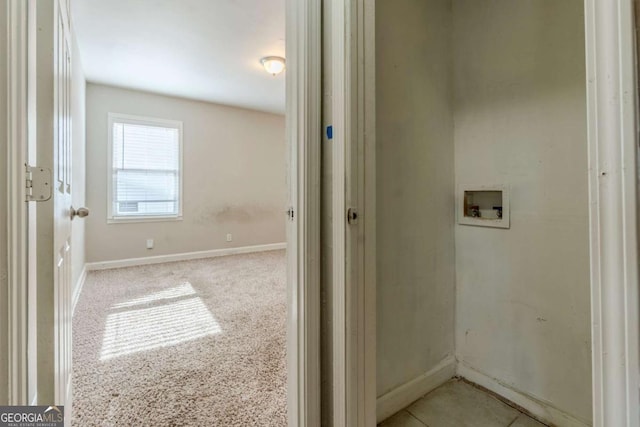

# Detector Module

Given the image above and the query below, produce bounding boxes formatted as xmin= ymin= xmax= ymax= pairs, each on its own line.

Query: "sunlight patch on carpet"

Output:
xmin=111 ymin=282 xmax=196 ymax=309
xmin=100 ymin=292 xmax=221 ymax=361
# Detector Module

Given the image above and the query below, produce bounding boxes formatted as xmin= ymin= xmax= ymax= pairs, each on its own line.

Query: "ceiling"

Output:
xmin=72 ymin=0 xmax=285 ymax=114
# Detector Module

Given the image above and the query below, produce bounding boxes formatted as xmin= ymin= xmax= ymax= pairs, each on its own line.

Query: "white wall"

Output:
xmin=0 ymin=0 xmax=9 ymax=405
xmin=85 ymin=84 xmax=286 ymax=262
xmin=376 ymin=0 xmax=456 ymax=397
xmin=71 ymin=26 xmax=86 ymax=295
xmin=453 ymin=0 xmax=591 ymax=423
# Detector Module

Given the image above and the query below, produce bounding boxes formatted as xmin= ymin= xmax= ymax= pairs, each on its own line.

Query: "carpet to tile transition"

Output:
xmin=72 ymin=250 xmax=287 ymax=426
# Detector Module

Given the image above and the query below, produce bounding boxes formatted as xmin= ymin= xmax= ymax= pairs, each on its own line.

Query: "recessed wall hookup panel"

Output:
xmin=457 ymin=184 xmax=510 ymax=229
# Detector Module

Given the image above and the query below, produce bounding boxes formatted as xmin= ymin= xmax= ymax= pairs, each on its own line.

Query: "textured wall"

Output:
xmin=85 ymin=84 xmax=286 ymax=262
xmin=376 ymin=0 xmax=456 ymax=397
xmin=453 ymin=0 xmax=591 ymax=423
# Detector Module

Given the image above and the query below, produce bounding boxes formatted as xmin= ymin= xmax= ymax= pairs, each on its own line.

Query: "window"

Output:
xmin=107 ymin=113 xmax=183 ymax=222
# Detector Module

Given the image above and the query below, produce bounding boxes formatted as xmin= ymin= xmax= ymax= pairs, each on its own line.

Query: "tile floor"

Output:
xmin=379 ymin=379 xmax=547 ymax=427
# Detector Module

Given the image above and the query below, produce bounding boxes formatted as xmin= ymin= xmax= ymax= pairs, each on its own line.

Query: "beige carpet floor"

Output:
xmin=72 ymin=250 xmax=287 ymax=426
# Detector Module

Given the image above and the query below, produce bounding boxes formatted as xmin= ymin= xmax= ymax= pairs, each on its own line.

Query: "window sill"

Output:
xmin=107 ymin=215 xmax=183 ymax=224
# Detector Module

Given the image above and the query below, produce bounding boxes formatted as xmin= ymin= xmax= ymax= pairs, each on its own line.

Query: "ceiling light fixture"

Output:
xmin=260 ymin=56 xmax=286 ymax=76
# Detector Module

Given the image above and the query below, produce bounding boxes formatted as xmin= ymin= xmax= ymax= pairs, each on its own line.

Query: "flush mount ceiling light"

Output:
xmin=260 ymin=56 xmax=286 ymax=76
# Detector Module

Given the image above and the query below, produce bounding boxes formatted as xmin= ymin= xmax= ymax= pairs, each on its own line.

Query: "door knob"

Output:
xmin=70 ymin=206 xmax=90 ymax=220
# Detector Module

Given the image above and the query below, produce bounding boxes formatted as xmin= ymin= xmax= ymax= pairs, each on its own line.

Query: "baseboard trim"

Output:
xmin=457 ymin=362 xmax=590 ymax=427
xmin=377 ymin=355 xmax=456 ymax=423
xmin=72 ymin=266 xmax=87 ymax=316
xmin=85 ymin=243 xmax=287 ymax=271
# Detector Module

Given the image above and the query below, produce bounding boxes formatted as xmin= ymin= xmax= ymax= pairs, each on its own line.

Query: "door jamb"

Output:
xmin=584 ymin=0 xmax=640 ymax=426
xmin=336 ymin=0 xmax=640 ymax=426
xmin=331 ymin=0 xmax=376 ymax=425
xmin=6 ymin=0 xmax=30 ymax=406
xmin=329 ymin=0 xmax=640 ymax=426
xmin=286 ymin=0 xmax=322 ymax=425
xmin=361 ymin=1 xmax=376 ymax=424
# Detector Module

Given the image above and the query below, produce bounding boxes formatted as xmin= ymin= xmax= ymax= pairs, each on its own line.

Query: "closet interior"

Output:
xmin=376 ymin=1 xmax=591 ymax=426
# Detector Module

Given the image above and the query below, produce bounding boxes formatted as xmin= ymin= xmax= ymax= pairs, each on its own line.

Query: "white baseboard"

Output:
xmin=377 ymin=355 xmax=456 ymax=423
xmin=85 ymin=242 xmax=287 ymax=271
xmin=72 ymin=266 xmax=87 ymax=316
xmin=457 ymin=362 xmax=590 ymax=427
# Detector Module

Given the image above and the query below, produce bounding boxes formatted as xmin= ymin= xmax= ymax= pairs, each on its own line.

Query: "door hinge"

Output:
xmin=287 ymin=207 xmax=295 ymax=221
xmin=25 ymin=165 xmax=52 ymax=202
xmin=347 ymin=207 xmax=359 ymax=225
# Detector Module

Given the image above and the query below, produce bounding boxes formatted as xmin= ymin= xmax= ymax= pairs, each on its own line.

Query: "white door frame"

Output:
xmin=5 ymin=0 xmax=326 ymax=422
xmin=584 ymin=0 xmax=640 ymax=426
xmin=285 ymin=0 xmax=322 ymax=425
xmin=329 ymin=0 xmax=640 ymax=426
xmin=330 ymin=0 xmax=376 ymax=425
xmin=6 ymin=0 xmax=31 ymax=406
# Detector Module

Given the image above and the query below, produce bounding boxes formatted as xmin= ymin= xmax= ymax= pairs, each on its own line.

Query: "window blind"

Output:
xmin=112 ymin=121 xmax=180 ymax=217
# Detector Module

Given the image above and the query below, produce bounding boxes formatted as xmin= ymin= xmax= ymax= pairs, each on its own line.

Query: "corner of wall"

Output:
xmin=375 ymin=0 xmax=456 ymax=400
xmin=376 ymin=355 xmax=456 ymax=424
xmin=451 ymin=0 xmax=591 ymax=423
xmin=457 ymin=362 xmax=590 ymax=427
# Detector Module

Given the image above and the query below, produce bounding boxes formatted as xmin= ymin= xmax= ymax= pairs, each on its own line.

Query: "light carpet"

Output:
xmin=72 ymin=250 xmax=287 ymax=426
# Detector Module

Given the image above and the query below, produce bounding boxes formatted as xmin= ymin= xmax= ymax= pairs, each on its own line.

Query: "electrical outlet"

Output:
xmin=146 ymin=239 xmax=154 ymax=249
xmin=226 ymin=233 xmax=232 ymax=242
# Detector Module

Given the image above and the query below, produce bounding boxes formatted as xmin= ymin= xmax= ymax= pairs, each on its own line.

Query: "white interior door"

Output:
xmin=329 ymin=0 xmax=376 ymax=425
xmin=285 ymin=0 xmax=321 ymax=424
xmin=33 ymin=0 xmax=74 ymax=416
xmin=285 ymin=54 xmax=299 ymax=423
xmin=52 ymin=0 xmax=73 ymax=408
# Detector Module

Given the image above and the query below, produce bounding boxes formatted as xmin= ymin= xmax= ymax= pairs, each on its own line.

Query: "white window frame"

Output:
xmin=106 ymin=112 xmax=184 ymax=223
